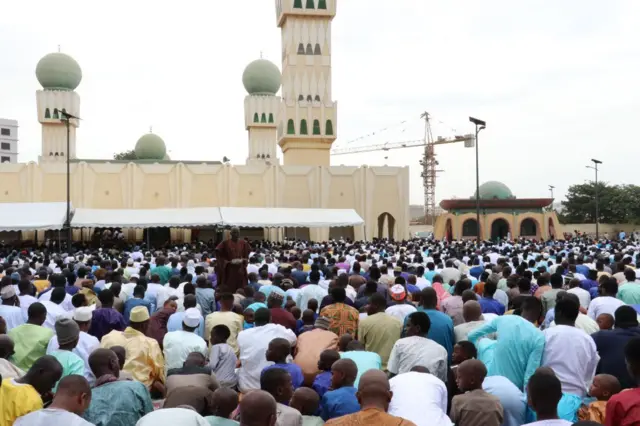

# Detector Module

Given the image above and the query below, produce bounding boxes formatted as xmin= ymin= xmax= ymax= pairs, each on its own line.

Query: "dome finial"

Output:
xmin=57 ymin=45 xmax=61 ymax=53
xmin=260 ymin=51 xmax=263 ymax=59
xmin=149 ymin=125 xmax=153 ymax=133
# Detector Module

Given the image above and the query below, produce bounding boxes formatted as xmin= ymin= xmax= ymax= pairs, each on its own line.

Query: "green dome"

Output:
xmin=474 ymin=181 xmax=514 ymax=200
xmin=135 ymin=133 xmax=166 ymax=160
xmin=36 ymin=52 xmax=82 ymax=91
xmin=242 ymin=59 xmax=281 ymax=95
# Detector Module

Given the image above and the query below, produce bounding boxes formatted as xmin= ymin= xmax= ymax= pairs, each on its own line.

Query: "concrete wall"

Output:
xmin=560 ymin=223 xmax=640 ymax=237
xmin=0 ymin=161 xmax=410 ymax=242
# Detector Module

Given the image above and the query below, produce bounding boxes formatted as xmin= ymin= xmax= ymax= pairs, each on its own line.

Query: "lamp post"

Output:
xmin=548 ymin=185 xmax=555 ymax=199
xmin=60 ymin=110 xmax=80 ymax=248
xmin=469 ymin=117 xmax=486 ymax=242
xmin=586 ymin=159 xmax=602 ymax=240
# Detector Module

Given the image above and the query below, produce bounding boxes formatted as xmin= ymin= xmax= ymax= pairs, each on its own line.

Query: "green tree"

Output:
xmin=562 ymin=182 xmax=640 ymax=224
xmin=113 ymin=150 xmax=137 ymax=161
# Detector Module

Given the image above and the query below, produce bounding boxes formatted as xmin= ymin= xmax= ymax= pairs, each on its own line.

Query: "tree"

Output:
xmin=113 ymin=150 xmax=137 ymax=161
xmin=562 ymin=182 xmax=640 ymax=224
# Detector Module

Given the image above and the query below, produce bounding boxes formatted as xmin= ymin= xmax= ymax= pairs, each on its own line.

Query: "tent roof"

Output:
xmin=71 ymin=207 xmax=223 ymax=229
xmin=219 ymin=207 xmax=364 ymax=228
xmin=0 ymin=202 xmax=69 ymax=231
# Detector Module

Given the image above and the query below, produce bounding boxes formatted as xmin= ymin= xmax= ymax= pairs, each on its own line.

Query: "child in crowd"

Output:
xmin=290 ymin=306 xmax=302 ymax=324
xmin=450 ymin=359 xmax=503 ymax=426
xmin=307 ymin=299 xmax=319 ymax=315
xmin=312 ymin=349 xmax=340 ymax=398
xmin=578 ymin=374 xmax=621 ymax=423
xmin=321 ymin=358 xmax=360 ymax=421
xmin=448 ymin=341 xmax=478 ymax=409
xmin=262 ymin=338 xmax=304 ymax=389
xmin=243 ymin=308 xmax=255 ymax=329
xmin=204 ymin=388 xmax=239 ymax=425
xmin=291 ymin=387 xmax=324 ymax=426
xmin=261 ymin=368 xmax=303 ymax=425
xmin=596 ymin=313 xmax=614 ymax=330
xmin=524 ymin=369 xmax=572 ymax=426
xmin=209 ymin=324 xmax=238 ymax=389
xmin=529 ymin=367 xmax=582 ymax=423
xmin=297 ymin=309 xmax=316 ymax=335
xmin=109 ymin=345 xmax=133 ymax=380
xmin=605 ymin=337 xmax=640 ymax=426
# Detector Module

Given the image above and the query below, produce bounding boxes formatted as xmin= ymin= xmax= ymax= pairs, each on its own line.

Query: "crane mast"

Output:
xmin=331 ymin=112 xmax=475 ymax=226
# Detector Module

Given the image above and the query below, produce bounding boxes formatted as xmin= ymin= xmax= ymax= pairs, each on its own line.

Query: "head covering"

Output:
xmin=55 ymin=317 xmax=80 ymax=345
xmin=281 ymin=278 xmax=294 ymax=289
xmin=0 ymin=286 xmax=16 ymax=299
xmin=268 ymin=291 xmax=284 ymax=305
xmin=183 ymin=308 xmax=201 ymax=328
xmin=130 ymin=306 xmax=150 ymax=323
xmin=314 ymin=316 xmax=331 ymax=330
xmin=390 ymin=284 xmax=407 ymax=302
xmin=73 ymin=307 xmax=93 ymax=322
xmin=127 ymin=258 xmax=134 ymax=266
xmin=393 ymin=266 xmax=402 ymax=273
xmin=10 ymin=272 xmax=19 ymax=281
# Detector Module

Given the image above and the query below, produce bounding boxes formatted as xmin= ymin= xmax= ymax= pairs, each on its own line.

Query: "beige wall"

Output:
xmin=561 ymin=223 xmax=639 ymax=236
xmin=0 ymin=161 xmax=410 ymax=242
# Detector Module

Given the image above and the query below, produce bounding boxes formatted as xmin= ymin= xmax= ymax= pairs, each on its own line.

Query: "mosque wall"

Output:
xmin=0 ymin=161 xmax=410 ymax=242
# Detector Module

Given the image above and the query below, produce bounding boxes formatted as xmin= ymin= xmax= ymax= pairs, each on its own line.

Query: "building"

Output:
xmin=0 ymin=119 xmax=19 ymax=163
xmin=433 ymin=181 xmax=562 ymax=241
xmin=0 ymin=0 xmax=410 ymax=243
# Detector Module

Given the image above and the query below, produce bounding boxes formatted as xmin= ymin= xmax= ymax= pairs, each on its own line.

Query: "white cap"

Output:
xmin=73 ymin=307 xmax=93 ymax=322
xmin=130 ymin=274 xmax=140 ymax=279
xmin=183 ymin=308 xmax=201 ymax=328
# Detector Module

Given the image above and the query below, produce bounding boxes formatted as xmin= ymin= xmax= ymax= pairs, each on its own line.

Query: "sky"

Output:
xmin=1 ymin=0 xmax=639 ymax=206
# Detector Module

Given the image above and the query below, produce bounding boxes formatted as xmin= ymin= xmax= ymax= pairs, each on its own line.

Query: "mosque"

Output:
xmin=433 ymin=181 xmax=562 ymax=241
xmin=0 ymin=0 xmax=410 ymax=243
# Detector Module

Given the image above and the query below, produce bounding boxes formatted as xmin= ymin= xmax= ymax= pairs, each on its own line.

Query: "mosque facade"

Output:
xmin=433 ymin=181 xmax=562 ymax=241
xmin=0 ymin=0 xmax=410 ymax=243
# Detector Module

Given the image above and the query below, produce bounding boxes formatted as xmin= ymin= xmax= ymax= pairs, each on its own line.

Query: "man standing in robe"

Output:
xmin=215 ymin=227 xmax=251 ymax=293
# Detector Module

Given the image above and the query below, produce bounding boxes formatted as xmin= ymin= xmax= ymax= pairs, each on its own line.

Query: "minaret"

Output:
xmin=242 ymin=58 xmax=282 ymax=166
xmin=35 ymin=51 xmax=82 ymax=163
xmin=275 ymin=0 xmax=337 ymax=166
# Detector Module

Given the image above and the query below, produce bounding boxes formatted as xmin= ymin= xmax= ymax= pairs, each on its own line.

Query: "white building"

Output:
xmin=0 ymin=119 xmax=18 ymax=163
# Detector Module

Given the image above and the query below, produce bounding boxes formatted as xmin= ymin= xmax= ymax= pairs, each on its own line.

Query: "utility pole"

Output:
xmin=420 ymin=112 xmax=436 ymax=226
xmin=587 ymin=159 xmax=602 ymax=239
xmin=60 ymin=110 xmax=81 ymax=248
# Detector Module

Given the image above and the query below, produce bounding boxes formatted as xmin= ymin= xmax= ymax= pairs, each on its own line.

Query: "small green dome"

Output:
xmin=474 ymin=181 xmax=514 ymax=200
xmin=36 ymin=52 xmax=82 ymax=91
xmin=135 ymin=133 xmax=166 ymax=160
xmin=242 ymin=59 xmax=281 ymax=95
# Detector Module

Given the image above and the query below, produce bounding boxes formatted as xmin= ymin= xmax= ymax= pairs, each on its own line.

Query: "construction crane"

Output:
xmin=331 ymin=112 xmax=475 ymax=225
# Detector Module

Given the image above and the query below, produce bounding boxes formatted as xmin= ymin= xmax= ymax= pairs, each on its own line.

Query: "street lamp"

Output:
xmin=548 ymin=185 xmax=555 ymax=199
xmin=469 ymin=117 xmax=486 ymax=242
xmin=60 ymin=110 xmax=80 ymax=248
xmin=586 ymin=159 xmax=602 ymax=239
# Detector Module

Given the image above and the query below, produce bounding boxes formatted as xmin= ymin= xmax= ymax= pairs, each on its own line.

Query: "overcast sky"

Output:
xmin=1 ymin=0 xmax=638 ymax=205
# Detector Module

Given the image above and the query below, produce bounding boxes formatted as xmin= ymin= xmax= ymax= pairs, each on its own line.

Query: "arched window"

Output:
xmin=313 ymin=119 xmax=321 ymax=135
xmin=44 ymin=108 xmax=51 ymax=119
xmin=293 ymin=0 xmax=302 ymax=8
xmin=261 ymin=113 xmax=267 ymax=123
xmin=305 ymin=44 xmax=313 ymax=55
xmin=318 ymin=0 xmax=327 ymax=8
xmin=306 ymin=0 xmax=315 ymax=8
xmin=268 ymin=113 xmax=274 ymax=123
xmin=461 ymin=219 xmax=479 ymax=237
xmin=253 ymin=113 xmax=259 ymax=122
xmin=300 ymin=119 xmax=308 ymax=135
xmin=287 ymin=119 xmax=296 ymax=135
xmin=325 ymin=119 xmax=334 ymax=136
xmin=53 ymin=108 xmax=59 ymax=119
xmin=306 ymin=95 xmax=313 ymax=102
xmin=314 ymin=95 xmax=321 ymax=102
xmin=314 ymin=44 xmax=321 ymax=55
xmin=298 ymin=94 xmax=304 ymax=101
xmin=297 ymin=43 xmax=305 ymax=54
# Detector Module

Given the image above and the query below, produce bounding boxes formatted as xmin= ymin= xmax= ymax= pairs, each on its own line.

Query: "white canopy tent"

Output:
xmin=70 ymin=207 xmax=364 ymax=229
xmin=0 ymin=202 xmax=69 ymax=231
xmin=71 ymin=207 xmax=223 ymax=229
xmin=218 ymin=207 xmax=364 ymax=228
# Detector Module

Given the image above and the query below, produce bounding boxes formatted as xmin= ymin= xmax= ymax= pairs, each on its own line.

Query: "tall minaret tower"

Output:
xmin=35 ymin=51 xmax=82 ymax=163
xmin=275 ymin=0 xmax=337 ymax=166
xmin=242 ymin=58 xmax=282 ymax=165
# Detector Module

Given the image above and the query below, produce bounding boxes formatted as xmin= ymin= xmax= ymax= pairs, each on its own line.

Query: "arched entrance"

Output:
xmin=520 ymin=218 xmax=537 ymax=238
xmin=461 ymin=219 xmax=478 ymax=238
xmin=445 ymin=219 xmax=453 ymax=241
xmin=377 ymin=212 xmax=396 ymax=239
xmin=491 ymin=218 xmax=510 ymax=241
xmin=329 ymin=226 xmax=355 ymax=241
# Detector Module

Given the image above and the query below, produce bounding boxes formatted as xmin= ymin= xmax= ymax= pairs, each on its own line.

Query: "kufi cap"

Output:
xmin=268 ymin=291 xmax=284 ymax=305
xmin=55 ymin=317 xmax=80 ymax=345
xmin=389 ymin=284 xmax=406 ymax=301
xmin=183 ymin=308 xmax=201 ymax=328
xmin=314 ymin=316 xmax=331 ymax=330
xmin=73 ymin=307 xmax=93 ymax=322
xmin=129 ymin=306 xmax=150 ymax=323
xmin=0 ymin=286 xmax=16 ymax=299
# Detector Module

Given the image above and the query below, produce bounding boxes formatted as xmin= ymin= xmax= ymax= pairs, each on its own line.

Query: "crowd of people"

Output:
xmin=1 ymin=229 xmax=640 ymax=426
